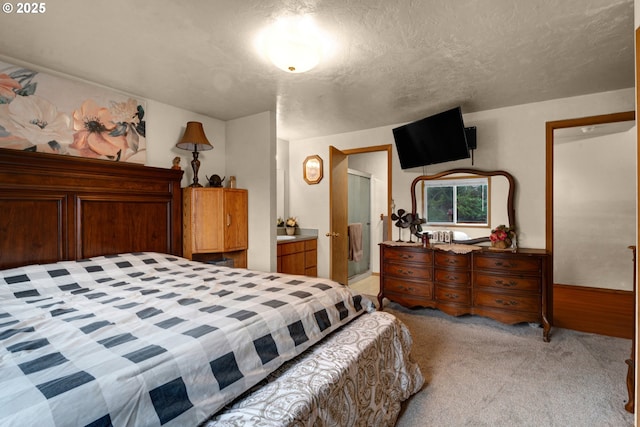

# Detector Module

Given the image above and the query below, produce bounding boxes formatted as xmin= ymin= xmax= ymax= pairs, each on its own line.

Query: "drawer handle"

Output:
xmin=495 ymin=299 xmax=518 ymax=306
xmin=397 ymin=269 xmax=413 ymax=276
xmin=447 ymin=259 xmax=459 ymax=265
xmin=446 ymin=275 xmax=458 ymax=281
xmin=444 ymin=293 xmax=459 ymax=299
xmin=494 ymin=279 xmax=518 ymax=287
xmin=493 ymin=261 xmax=516 ymax=268
xmin=400 ymin=254 xmax=415 ymax=260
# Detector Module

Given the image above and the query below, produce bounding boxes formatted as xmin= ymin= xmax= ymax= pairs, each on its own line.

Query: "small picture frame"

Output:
xmin=303 ymin=155 xmax=323 ymax=184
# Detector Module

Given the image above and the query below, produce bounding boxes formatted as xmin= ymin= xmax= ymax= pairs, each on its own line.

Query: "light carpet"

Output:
xmin=377 ymin=301 xmax=634 ymax=427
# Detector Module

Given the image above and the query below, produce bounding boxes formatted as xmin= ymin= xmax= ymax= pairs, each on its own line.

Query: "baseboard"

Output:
xmin=553 ymin=284 xmax=634 ymax=339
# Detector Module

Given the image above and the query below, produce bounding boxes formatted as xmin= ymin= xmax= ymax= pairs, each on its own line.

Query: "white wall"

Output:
xmin=289 ymin=88 xmax=635 ymax=279
xmin=146 ymin=100 xmax=226 ymax=188
xmin=0 ymin=53 xmax=228 ymax=189
xmin=276 ymin=138 xmax=290 ymax=221
xmin=226 ymin=111 xmax=277 ymax=272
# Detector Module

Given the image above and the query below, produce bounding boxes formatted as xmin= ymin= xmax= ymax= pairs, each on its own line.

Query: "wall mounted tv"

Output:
xmin=393 ymin=106 xmax=471 ymax=170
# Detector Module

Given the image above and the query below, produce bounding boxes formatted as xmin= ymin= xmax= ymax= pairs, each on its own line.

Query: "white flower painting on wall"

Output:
xmin=0 ymin=61 xmax=146 ymax=163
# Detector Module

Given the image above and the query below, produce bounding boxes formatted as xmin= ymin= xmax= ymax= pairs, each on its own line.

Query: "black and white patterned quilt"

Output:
xmin=0 ymin=252 xmax=373 ymax=426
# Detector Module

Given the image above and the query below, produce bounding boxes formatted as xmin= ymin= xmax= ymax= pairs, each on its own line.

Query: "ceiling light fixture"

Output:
xmin=261 ymin=16 xmax=327 ymax=73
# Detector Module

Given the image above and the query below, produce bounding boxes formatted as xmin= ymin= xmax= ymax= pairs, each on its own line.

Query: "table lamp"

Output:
xmin=176 ymin=121 xmax=213 ymax=187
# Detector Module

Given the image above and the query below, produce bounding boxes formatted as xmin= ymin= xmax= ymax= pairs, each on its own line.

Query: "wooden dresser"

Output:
xmin=379 ymin=243 xmax=551 ymax=341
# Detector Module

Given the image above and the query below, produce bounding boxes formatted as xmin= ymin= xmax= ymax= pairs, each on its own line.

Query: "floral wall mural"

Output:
xmin=0 ymin=61 xmax=146 ymax=163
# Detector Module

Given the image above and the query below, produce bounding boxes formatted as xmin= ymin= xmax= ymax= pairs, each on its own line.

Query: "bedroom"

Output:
xmin=0 ymin=0 xmax=637 ymax=425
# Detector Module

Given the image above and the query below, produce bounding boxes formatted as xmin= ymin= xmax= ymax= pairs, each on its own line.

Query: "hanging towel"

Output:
xmin=348 ymin=223 xmax=363 ymax=262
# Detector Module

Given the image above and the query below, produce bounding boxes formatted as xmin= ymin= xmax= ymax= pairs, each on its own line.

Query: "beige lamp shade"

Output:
xmin=176 ymin=122 xmax=213 ymax=152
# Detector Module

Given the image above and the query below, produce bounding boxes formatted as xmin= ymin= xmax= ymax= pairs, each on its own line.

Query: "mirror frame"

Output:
xmin=410 ymin=168 xmax=516 ymax=243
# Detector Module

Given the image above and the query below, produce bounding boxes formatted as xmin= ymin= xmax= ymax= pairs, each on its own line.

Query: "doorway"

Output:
xmin=545 ymin=111 xmax=635 ymax=334
xmin=328 ymin=145 xmax=392 ymax=285
xmin=546 ymin=112 xmax=635 ymax=288
xmin=348 ymin=168 xmax=371 ymax=281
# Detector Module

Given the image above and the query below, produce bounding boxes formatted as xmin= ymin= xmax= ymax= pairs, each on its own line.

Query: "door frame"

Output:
xmin=329 ymin=144 xmax=393 ymax=283
xmin=544 ymin=111 xmax=635 ymax=328
xmin=545 ymin=111 xmax=635 ymax=253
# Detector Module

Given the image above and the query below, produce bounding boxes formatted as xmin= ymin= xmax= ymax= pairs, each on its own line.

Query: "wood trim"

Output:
xmin=553 ymin=284 xmax=634 ymax=339
xmin=634 ymin=25 xmax=640 ymax=417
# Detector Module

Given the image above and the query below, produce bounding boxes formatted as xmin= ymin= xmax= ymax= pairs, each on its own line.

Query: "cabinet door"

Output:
xmin=188 ymin=188 xmax=224 ymax=253
xmin=224 ymin=189 xmax=248 ymax=251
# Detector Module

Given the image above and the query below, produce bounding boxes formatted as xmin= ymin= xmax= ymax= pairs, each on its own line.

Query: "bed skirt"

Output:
xmin=205 ymin=310 xmax=425 ymax=426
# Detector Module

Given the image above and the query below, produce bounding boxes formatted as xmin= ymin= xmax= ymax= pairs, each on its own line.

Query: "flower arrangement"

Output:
xmin=0 ymin=64 xmax=146 ymax=163
xmin=284 ymin=217 xmax=298 ymax=236
xmin=490 ymin=224 xmax=516 ymax=249
xmin=276 ymin=217 xmax=285 ymax=227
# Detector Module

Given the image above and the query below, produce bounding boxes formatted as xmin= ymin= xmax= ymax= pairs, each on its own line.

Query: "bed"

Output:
xmin=0 ymin=148 xmax=424 ymax=426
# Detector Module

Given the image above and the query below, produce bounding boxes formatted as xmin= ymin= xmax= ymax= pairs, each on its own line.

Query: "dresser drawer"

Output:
xmin=474 ymin=290 xmax=540 ymax=313
xmin=435 ymin=268 xmax=470 ymax=286
xmin=435 ymin=251 xmax=470 ymax=269
xmin=473 ymin=254 xmax=541 ymax=273
xmin=383 ymin=277 xmax=433 ymax=299
xmin=474 ymin=272 xmax=540 ymax=292
xmin=383 ymin=246 xmax=432 ymax=264
xmin=384 ymin=262 xmax=432 ymax=281
xmin=435 ymin=285 xmax=471 ymax=305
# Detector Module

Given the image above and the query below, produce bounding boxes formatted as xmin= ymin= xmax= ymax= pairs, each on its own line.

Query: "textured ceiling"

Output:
xmin=0 ymin=0 xmax=634 ymax=141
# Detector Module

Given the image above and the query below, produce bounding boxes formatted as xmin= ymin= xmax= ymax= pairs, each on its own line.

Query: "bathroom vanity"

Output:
xmin=277 ymin=234 xmax=318 ymax=277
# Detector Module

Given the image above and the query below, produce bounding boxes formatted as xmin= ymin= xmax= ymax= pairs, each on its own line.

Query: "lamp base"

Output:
xmin=190 ymin=151 xmax=202 ymax=187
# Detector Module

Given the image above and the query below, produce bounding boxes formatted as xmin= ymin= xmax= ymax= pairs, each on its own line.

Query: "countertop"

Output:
xmin=276 ymin=228 xmax=318 ymax=244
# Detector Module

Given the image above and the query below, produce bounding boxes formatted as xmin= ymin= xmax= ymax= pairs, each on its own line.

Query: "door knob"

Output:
xmin=325 ymin=232 xmax=340 ymax=237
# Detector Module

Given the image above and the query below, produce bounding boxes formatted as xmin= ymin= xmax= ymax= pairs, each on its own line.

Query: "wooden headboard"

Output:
xmin=0 ymin=148 xmax=183 ymax=270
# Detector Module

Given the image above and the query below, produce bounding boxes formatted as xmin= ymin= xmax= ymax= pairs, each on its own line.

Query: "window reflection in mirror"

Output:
xmin=422 ymin=176 xmax=489 ymax=226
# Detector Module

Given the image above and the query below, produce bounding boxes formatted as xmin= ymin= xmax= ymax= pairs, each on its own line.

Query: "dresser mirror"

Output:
xmin=410 ymin=168 xmax=516 ymax=243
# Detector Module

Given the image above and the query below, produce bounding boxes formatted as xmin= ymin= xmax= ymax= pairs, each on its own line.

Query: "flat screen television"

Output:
xmin=393 ymin=106 xmax=470 ymax=169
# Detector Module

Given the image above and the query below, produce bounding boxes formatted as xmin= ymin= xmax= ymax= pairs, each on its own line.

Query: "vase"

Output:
xmin=286 ymin=227 xmax=295 ymax=236
xmin=491 ymin=239 xmax=511 ymax=249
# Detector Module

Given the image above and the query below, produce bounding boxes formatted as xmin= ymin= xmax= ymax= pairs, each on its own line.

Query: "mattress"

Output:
xmin=0 ymin=252 xmax=376 ymax=426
